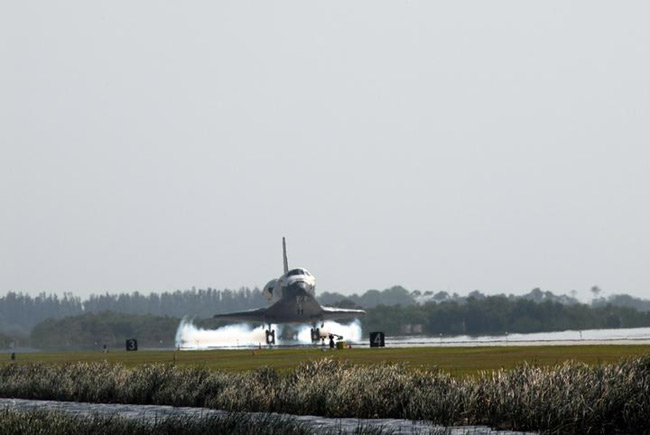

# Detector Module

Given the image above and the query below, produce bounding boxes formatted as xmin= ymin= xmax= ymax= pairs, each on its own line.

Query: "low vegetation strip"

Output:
xmin=7 ymin=345 xmax=650 ymax=375
xmin=1 ymin=357 xmax=649 ymax=434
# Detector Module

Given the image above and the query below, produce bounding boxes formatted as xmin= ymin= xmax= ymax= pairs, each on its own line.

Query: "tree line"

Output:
xmin=23 ymin=296 xmax=650 ymax=350
xmin=3 ymin=286 xmax=650 ymax=348
xmin=30 ymin=312 xmax=178 ymax=350
xmin=0 ymin=287 xmax=265 ymax=335
xmin=364 ymin=296 xmax=650 ymax=336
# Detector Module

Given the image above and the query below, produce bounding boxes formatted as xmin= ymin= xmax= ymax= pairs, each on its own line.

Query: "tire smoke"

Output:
xmin=175 ymin=318 xmax=362 ymax=349
xmin=175 ymin=318 xmax=278 ymax=349
xmin=295 ymin=320 xmax=362 ymax=344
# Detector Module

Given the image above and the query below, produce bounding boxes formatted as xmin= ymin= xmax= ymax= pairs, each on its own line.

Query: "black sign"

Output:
xmin=126 ymin=339 xmax=138 ymax=351
xmin=369 ymin=331 xmax=385 ymax=347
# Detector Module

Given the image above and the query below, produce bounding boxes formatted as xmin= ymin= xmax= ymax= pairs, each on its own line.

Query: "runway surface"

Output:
xmin=384 ymin=326 xmax=650 ymax=348
xmin=182 ymin=326 xmax=650 ymax=350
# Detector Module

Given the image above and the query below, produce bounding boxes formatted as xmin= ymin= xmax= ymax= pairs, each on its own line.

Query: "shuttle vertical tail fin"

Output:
xmin=282 ymin=237 xmax=289 ymax=274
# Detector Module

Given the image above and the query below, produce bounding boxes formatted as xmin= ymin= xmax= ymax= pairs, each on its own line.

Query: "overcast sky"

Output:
xmin=1 ymin=2 xmax=649 ymax=301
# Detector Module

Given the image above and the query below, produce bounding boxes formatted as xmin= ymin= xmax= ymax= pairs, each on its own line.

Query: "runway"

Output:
xmin=383 ymin=326 xmax=650 ymax=348
xmin=180 ymin=326 xmax=650 ymax=350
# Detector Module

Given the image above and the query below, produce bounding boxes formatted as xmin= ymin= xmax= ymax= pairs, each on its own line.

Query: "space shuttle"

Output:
xmin=213 ymin=237 xmax=365 ymax=344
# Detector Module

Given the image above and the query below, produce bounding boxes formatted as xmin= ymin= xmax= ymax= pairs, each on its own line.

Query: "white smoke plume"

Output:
xmin=295 ymin=320 xmax=363 ymax=344
xmin=175 ymin=318 xmax=279 ymax=349
xmin=175 ymin=318 xmax=363 ymax=349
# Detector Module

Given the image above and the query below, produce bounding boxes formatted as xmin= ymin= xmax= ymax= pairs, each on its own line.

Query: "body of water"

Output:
xmin=0 ymin=398 xmax=533 ymax=434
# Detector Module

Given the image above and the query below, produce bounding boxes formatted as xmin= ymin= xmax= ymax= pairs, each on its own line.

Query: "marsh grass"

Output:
xmin=1 ymin=356 xmax=649 ymax=434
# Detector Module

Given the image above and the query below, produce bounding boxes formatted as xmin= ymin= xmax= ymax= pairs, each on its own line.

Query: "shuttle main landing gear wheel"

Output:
xmin=265 ymin=329 xmax=275 ymax=345
xmin=310 ymin=327 xmax=320 ymax=343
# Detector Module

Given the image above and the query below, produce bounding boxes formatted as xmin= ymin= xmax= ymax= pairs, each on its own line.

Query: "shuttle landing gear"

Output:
xmin=265 ymin=329 xmax=275 ymax=345
xmin=310 ymin=327 xmax=320 ymax=343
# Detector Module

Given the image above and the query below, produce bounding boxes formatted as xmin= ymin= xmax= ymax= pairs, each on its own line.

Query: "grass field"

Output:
xmin=5 ymin=344 xmax=650 ymax=375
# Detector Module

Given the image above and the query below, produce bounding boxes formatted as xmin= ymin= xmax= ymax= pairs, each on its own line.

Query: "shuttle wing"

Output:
xmin=320 ymin=306 xmax=366 ymax=321
xmin=213 ymin=307 xmax=269 ymax=323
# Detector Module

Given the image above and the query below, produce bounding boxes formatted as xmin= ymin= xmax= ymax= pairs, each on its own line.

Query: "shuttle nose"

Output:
xmin=287 ymin=280 xmax=309 ymax=296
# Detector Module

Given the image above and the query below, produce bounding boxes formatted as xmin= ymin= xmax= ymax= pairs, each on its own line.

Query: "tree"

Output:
xmin=591 ymin=286 xmax=602 ymax=299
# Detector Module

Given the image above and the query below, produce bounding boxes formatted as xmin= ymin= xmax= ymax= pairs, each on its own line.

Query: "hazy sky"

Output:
xmin=2 ymin=2 xmax=649 ymax=300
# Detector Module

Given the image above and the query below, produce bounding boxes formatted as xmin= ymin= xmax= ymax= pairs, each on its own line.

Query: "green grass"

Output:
xmin=4 ymin=344 xmax=650 ymax=376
